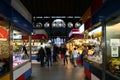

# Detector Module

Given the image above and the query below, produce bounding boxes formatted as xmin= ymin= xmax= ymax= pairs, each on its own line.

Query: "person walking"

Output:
xmin=61 ymin=45 xmax=68 ymax=65
xmin=72 ymin=48 xmax=78 ymax=67
xmin=22 ymin=44 xmax=29 ymax=57
xmin=45 ymin=45 xmax=52 ymax=67
xmin=52 ymin=45 xmax=58 ymax=62
xmin=69 ymin=50 xmax=74 ymax=64
xmin=38 ymin=47 xmax=46 ymax=67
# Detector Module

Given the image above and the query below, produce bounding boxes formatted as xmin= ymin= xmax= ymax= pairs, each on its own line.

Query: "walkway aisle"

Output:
xmin=31 ymin=60 xmax=85 ymax=80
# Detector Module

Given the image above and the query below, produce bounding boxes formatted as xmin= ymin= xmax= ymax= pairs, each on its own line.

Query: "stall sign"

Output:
xmin=110 ymin=39 xmax=120 ymax=47
xmin=111 ymin=46 xmax=119 ymax=57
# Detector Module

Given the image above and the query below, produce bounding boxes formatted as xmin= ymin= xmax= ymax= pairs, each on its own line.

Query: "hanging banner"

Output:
xmin=22 ymin=34 xmax=47 ymax=40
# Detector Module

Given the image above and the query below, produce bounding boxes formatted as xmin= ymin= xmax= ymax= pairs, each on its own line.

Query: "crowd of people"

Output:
xmin=37 ymin=43 xmax=86 ymax=67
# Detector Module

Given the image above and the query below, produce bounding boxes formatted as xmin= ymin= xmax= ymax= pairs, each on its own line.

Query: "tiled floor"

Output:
xmin=31 ymin=60 xmax=85 ymax=80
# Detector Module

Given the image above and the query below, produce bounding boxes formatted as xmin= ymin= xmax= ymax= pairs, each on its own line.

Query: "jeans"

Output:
xmin=63 ymin=55 xmax=68 ymax=65
xmin=46 ymin=56 xmax=52 ymax=66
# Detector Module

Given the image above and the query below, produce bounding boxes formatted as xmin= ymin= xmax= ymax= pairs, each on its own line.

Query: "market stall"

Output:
xmin=83 ymin=26 xmax=102 ymax=80
xmin=0 ymin=1 xmax=33 ymax=79
xmin=67 ymin=28 xmax=85 ymax=65
xmin=0 ymin=13 xmax=32 ymax=80
xmin=82 ymin=0 xmax=120 ymax=80
xmin=0 ymin=16 xmax=10 ymax=80
xmin=23 ymin=34 xmax=47 ymax=60
xmin=105 ymin=16 xmax=120 ymax=80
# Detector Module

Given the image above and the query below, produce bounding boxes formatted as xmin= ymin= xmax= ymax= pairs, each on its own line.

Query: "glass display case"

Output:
xmin=105 ymin=17 xmax=120 ymax=78
xmin=86 ymin=26 xmax=102 ymax=64
xmin=31 ymin=40 xmax=41 ymax=55
xmin=11 ymin=26 xmax=32 ymax=80
xmin=12 ymin=29 xmax=31 ymax=69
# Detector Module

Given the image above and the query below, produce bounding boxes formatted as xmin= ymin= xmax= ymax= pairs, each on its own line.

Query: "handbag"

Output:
xmin=36 ymin=57 xmax=40 ymax=62
xmin=36 ymin=53 xmax=40 ymax=62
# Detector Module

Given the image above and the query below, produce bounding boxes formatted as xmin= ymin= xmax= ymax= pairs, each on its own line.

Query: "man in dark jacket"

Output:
xmin=45 ymin=46 xmax=52 ymax=67
xmin=38 ymin=47 xmax=45 ymax=67
xmin=61 ymin=45 xmax=68 ymax=65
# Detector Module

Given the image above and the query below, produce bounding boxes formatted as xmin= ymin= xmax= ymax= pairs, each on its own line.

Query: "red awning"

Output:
xmin=22 ymin=34 xmax=48 ymax=40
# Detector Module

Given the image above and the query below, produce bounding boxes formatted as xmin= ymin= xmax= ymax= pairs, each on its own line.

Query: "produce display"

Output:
xmin=88 ymin=49 xmax=94 ymax=55
xmin=0 ymin=41 xmax=9 ymax=58
xmin=107 ymin=58 xmax=120 ymax=77
xmin=0 ymin=40 xmax=10 ymax=76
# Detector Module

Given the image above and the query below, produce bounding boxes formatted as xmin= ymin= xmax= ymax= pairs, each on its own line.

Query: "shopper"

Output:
xmin=53 ymin=44 xmax=58 ymax=62
xmin=22 ymin=44 xmax=29 ymax=58
xmin=82 ymin=45 xmax=88 ymax=59
xmin=38 ymin=47 xmax=46 ymax=67
xmin=61 ymin=45 xmax=68 ymax=65
xmin=72 ymin=48 xmax=78 ymax=67
xmin=45 ymin=45 xmax=52 ymax=67
xmin=69 ymin=50 xmax=74 ymax=64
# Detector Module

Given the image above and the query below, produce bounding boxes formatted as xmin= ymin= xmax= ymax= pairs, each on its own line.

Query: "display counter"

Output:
xmin=13 ymin=61 xmax=31 ymax=80
xmin=12 ymin=53 xmax=32 ymax=80
xmin=12 ymin=29 xmax=32 ymax=80
xmin=13 ymin=51 xmax=30 ymax=69
xmin=83 ymin=59 xmax=102 ymax=80
xmin=87 ymin=54 xmax=102 ymax=64
xmin=13 ymin=59 xmax=29 ymax=70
